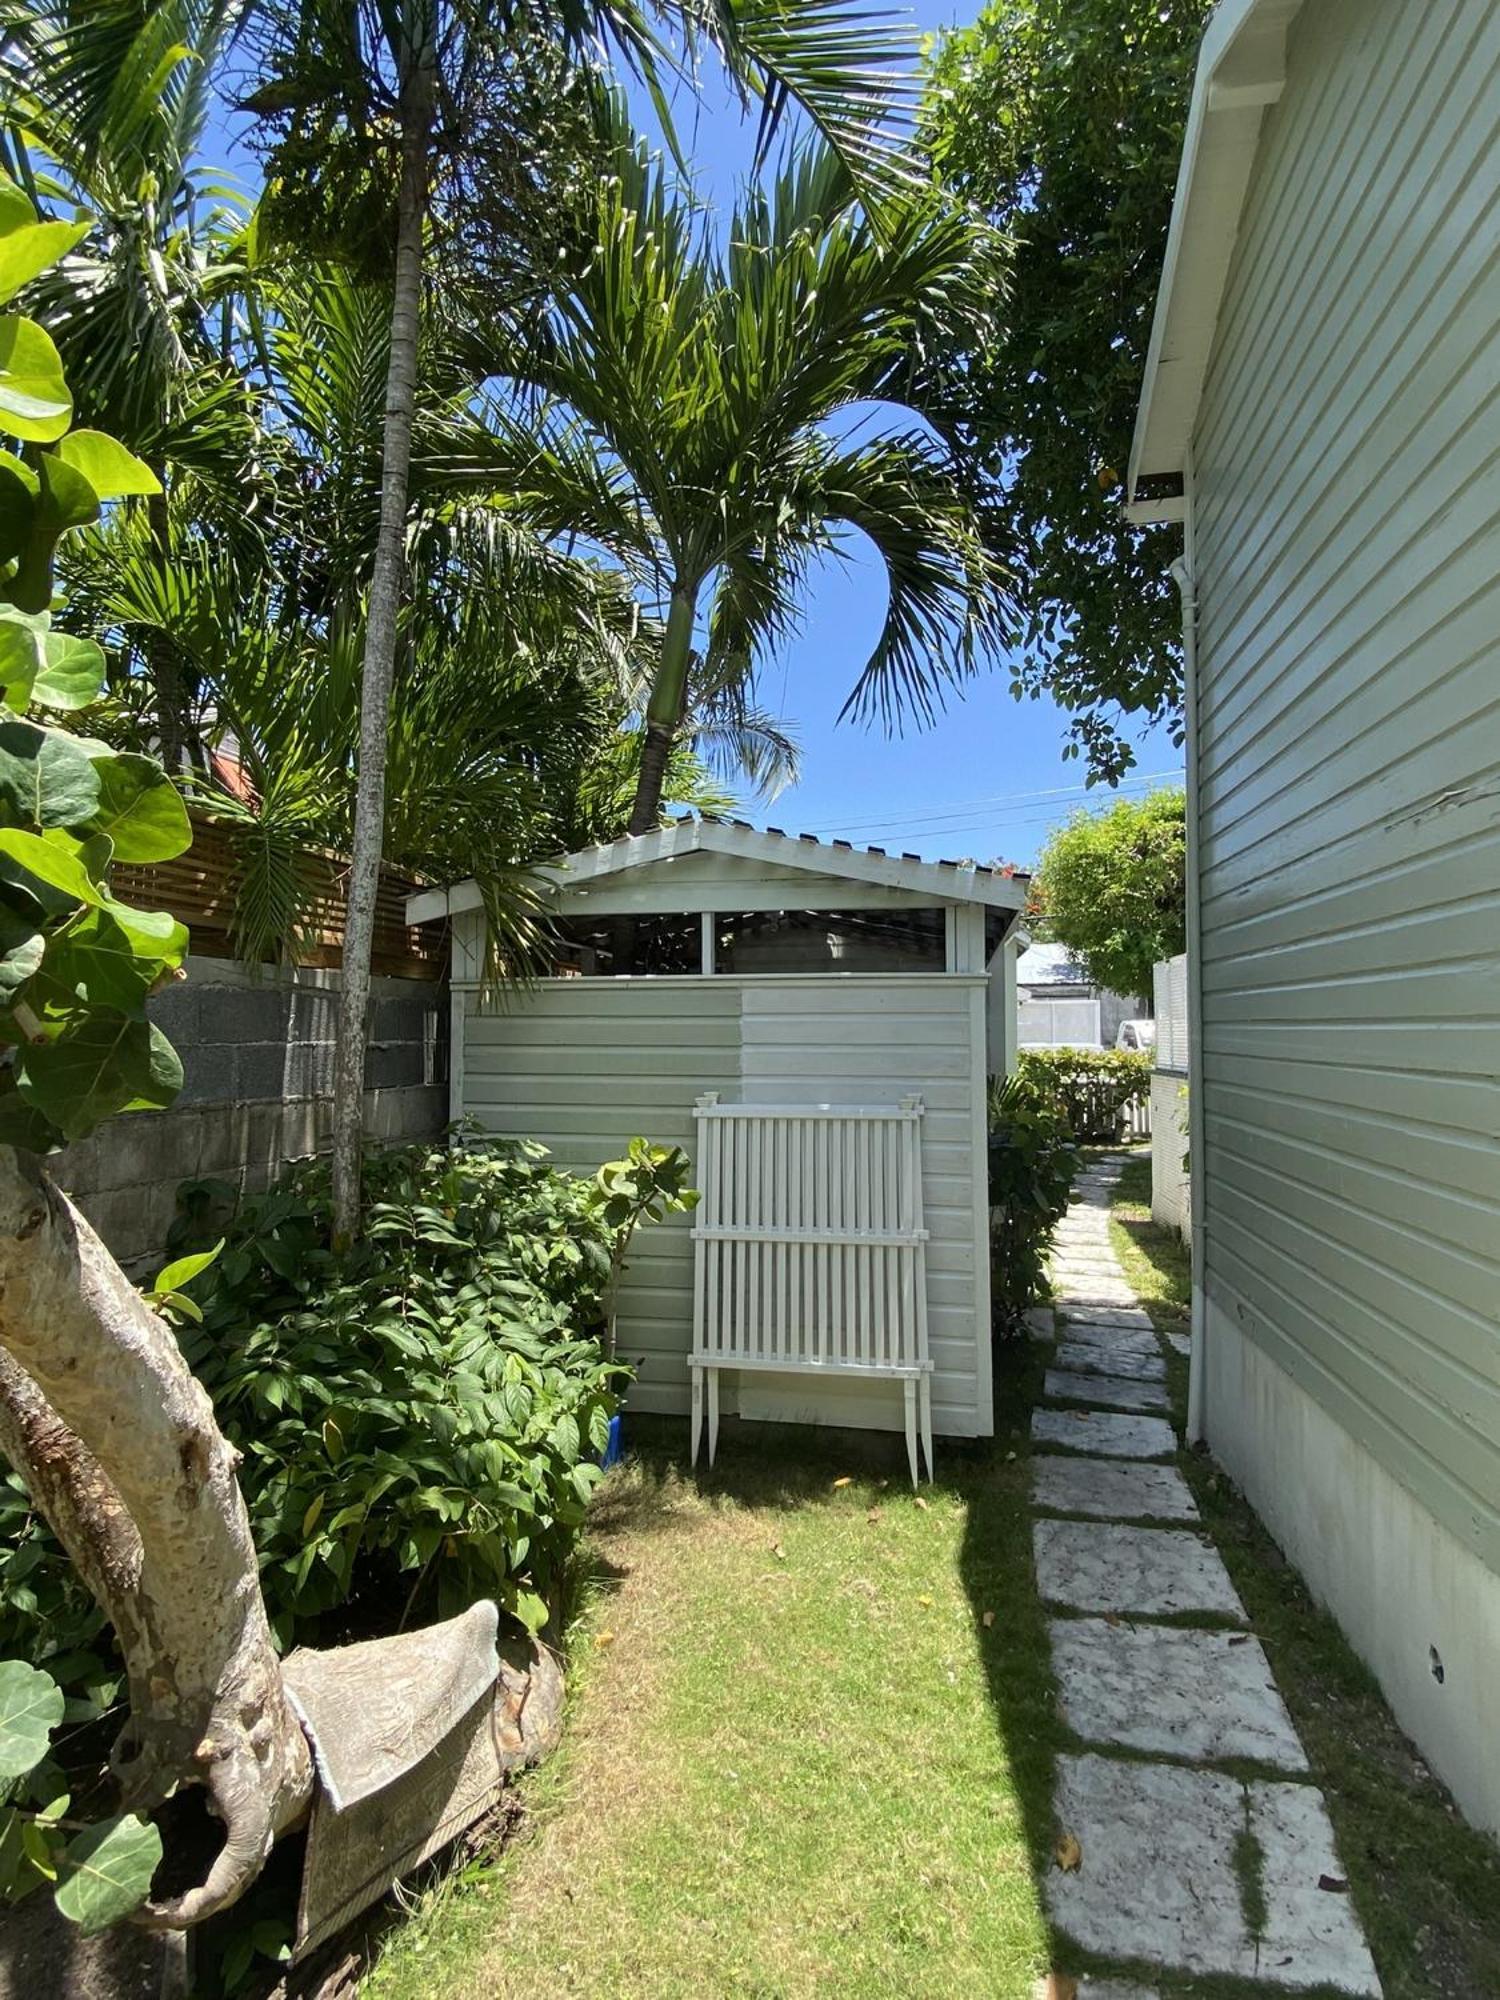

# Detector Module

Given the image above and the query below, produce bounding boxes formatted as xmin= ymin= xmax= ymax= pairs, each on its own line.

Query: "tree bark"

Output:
xmin=146 ymin=486 xmax=188 ymax=773
xmin=625 ymin=584 xmax=697 ymax=836
xmin=329 ymin=11 xmax=438 ymax=1248
xmin=627 ymin=721 xmax=676 ymax=836
xmin=0 ymin=1150 xmax=313 ymax=1927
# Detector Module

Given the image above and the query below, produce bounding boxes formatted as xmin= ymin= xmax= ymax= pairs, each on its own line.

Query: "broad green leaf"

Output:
xmin=152 ymin=1239 xmax=224 ymax=1297
xmin=31 ymin=631 xmax=106 ymax=712
xmin=31 ymin=908 xmax=164 ymax=1015
xmin=36 ymin=453 xmax=99 ymax=533
xmin=53 ymin=1814 xmax=162 ymax=1933
xmin=0 ymin=608 xmax=46 ymax=708
xmin=0 ymin=185 xmax=34 ymax=236
xmin=0 ymin=316 xmax=72 ymax=442
xmin=509 ymin=1588 xmax=549 ymax=1635
xmin=0 ymin=826 xmax=108 ymax=910
xmin=0 ymin=719 xmax=102 ymax=828
xmin=0 ymin=901 xmax=43 ymax=999
xmin=0 ymin=1805 xmax=47 ymax=1901
xmin=84 ymin=753 xmax=190 ymax=860
xmin=0 ymin=220 xmax=90 ymax=307
xmin=157 ymin=1290 xmax=202 ymax=1324
xmin=0 ymin=1660 xmax=63 ymax=1779
xmin=53 ymin=431 xmax=159 ymax=501
xmin=17 ymin=1014 xmax=182 ymax=1140
xmin=0 ymin=1074 xmax=63 ymax=1151
xmin=0 ymin=455 xmax=35 ymax=567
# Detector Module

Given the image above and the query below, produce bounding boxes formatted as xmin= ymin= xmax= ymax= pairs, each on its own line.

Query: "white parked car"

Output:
xmin=1116 ymin=1019 xmax=1157 ymax=1053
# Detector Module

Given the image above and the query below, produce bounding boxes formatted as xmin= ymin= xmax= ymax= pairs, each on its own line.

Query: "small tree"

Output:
xmin=1032 ymin=787 xmax=1185 ymax=1000
xmin=920 ymin=0 xmax=1213 ymax=782
xmin=0 ymin=194 xmax=312 ymax=1928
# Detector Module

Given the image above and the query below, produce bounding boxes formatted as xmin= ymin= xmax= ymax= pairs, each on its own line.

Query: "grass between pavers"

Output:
xmin=362 ymin=1153 xmax=1500 ymax=2000
xmin=1111 ymin=1178 xmax=1500 ymax=2000
xmin=365 ymin=1420 xmax=1058 ymax=2000
xmin=1107 ymin=1153 xmax=1191 ymax=1330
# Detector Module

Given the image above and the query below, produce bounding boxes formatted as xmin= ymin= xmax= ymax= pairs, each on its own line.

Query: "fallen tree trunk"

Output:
xmin=0 ymin=1147 xmax=314 ymax=1927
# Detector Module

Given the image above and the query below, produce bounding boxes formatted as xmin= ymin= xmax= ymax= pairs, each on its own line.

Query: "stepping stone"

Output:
xmin=1032 ymin=1409 xmax=1177 ymax=1460
xmin=1033 ymin=1520 xmax=1246 ymax=1620
xmin=1054 ymin=1343 xmax=1166 ymax=1381
xmin=1164 ymin=1328 xmax=1192 ymax=1356
xmin=1032 ymin=1456 xmax=1198 ymax=1522
xmin=1056 ymin=1288 xmax=1152 ymax=1320
xmin=1050 ymin=1618 xmax=1307 ymax=1768
xmin=1025 ymin=1305 xmax=1058 ymax=1342
xmin=1056 ymin=1322 xmax=1162 ymax=1360
xmin=1047 ymin=1755 xmax=1379 ymax=1992
xmin=1064 ymin=1304 xmax=1155 ymax=1331
xmin=1045 ymin=1368 xmax=1170 ymax=1413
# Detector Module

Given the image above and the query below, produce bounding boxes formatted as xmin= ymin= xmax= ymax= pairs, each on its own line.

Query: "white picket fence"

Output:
xmin=689 ymin=1094 xmax=934 ymax=1485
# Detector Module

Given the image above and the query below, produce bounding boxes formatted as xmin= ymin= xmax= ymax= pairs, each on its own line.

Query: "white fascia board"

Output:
xmin=405 ymin=819 xmax=1029 ymax=926
xmin=1127 ymin=0 xmax=1303 ymax=513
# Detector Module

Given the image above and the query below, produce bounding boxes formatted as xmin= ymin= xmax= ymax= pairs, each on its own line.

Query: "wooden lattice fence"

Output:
xmin=111 ymin=811 xmax=446 ymax=981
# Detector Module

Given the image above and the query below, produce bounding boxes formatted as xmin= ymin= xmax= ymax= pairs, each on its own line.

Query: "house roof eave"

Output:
xmin=1127 ymin=0 xmax=1306 ymax=517
xmin=405 ymin=815 xmax=1031 ymax=927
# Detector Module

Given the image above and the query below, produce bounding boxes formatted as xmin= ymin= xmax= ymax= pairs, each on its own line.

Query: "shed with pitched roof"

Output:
xmin=408 ymin=817 xmax=1029 ymax=1451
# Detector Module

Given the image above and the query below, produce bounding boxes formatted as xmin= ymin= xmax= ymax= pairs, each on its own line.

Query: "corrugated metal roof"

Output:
xmin=678 ymin=813 xmax=1028 ymax=881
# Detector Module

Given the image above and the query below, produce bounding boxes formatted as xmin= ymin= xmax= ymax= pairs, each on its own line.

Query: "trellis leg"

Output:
xmin=708 ymin=1369 xmax=721 ymax=1468
xmin=903 ymin=1378 xmax=918 ymax=1490
xmin=691 ymin=1366 xmax=704 ymax=1468
xmin=919 ymin=1376 xmax=934 ymax=1484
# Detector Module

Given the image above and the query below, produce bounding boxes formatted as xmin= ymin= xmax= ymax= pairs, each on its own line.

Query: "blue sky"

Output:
xmin=208 ymin=3 xmax=1183 ymax=868
xmin=623 ymin=8 xmax=1182 ymax=865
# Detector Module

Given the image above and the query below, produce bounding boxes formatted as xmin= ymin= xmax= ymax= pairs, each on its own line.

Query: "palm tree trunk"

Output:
xmin=626 ymin=585 xmax=697 ymax=836
xmin=330 ymin=11 xmax=437 ymax=1248
xmin=146 ymin=485 xmax=188 ymax=772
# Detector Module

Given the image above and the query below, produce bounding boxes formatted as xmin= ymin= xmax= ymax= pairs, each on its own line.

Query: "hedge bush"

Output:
xmin=1016 ymin=1045 xmax=1152 ymax=1142
xmin=987 ymin=1072 xmax=1078 ymax=1333
xmin=0 ymin=1136 xmax=661 ymax=1703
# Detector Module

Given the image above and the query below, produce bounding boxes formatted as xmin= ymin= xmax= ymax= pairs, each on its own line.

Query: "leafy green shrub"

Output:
xmin=167 ymin=1137 xmax=634 ymax=1638
xmin=987 ymin=1071 xmax=1078 ymax=1333
xmin=0 ymin=1658 xmax=160 ymax=1932
xmin=1016 ymin=1045 xmax=1152 ymax=1142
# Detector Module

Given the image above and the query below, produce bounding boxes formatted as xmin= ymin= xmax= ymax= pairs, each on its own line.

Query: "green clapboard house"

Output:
xmin=1129 ymin=0 xmax=1500 ymax=1835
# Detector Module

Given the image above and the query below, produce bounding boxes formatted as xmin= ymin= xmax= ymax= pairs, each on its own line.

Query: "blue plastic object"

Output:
xmin=599 ymin=1411 xmax=624 ymax=1470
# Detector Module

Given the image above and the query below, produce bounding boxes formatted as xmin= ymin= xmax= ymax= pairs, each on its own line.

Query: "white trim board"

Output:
xmin=1128 ymin=0 xmax=1305 ymax=512
xmin=406 ymin=818 xmax=1028 ymax=927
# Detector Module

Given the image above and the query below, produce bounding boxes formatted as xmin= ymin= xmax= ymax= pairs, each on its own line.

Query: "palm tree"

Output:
xmin=242 ymin=0 xmax=926 ymax=1242
xmin=62 ymin=259 xmax=746 ymax=957
xmin=1 ymin=0 xmax=261 ymax=766
xmin=476 ymin=121 xmax=1014 ymax=835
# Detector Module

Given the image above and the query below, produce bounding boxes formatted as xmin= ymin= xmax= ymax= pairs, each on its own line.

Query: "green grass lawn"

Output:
xmin=365 ymin=1151 xmax=1500 ymax=2000
xmin=366 ymin=1421 xmax=1058 ymax=2000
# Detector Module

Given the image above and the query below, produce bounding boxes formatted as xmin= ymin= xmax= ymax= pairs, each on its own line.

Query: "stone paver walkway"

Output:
xmin=1028 ymin=1155 xmax=1381 ymax=1997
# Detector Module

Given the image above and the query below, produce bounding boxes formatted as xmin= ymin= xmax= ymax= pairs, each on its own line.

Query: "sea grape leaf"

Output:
xmin=31 ymin=631 xmax=106 ymax=712
xmin=17 ymin=1013 xmax=182 ymax=1139
xmin=0 ymin=219 xmax=90 ymax=306
xmin=84 ymin=752 xmax=190 ymax=861
xmin=0 ymin=1660 xmax=63 ymax=1779
xmin=53 ymin=431 xmax=159 ymax=501
xmin=0 ymin=719 xmax=102 ymax=828
xmin=0 ymin=316 xmax=72 ymax=442
xmin=53 ymin=1814 xmax=162 ymax=1933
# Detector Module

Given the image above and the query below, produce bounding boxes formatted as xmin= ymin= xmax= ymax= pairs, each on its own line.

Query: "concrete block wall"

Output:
xmin=52 ymin=957 xmax=448 ymax=1268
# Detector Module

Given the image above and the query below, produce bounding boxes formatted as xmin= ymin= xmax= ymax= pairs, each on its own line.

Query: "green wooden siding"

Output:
xmin=1192 ymin=0 xmax=1500 ymax=1569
